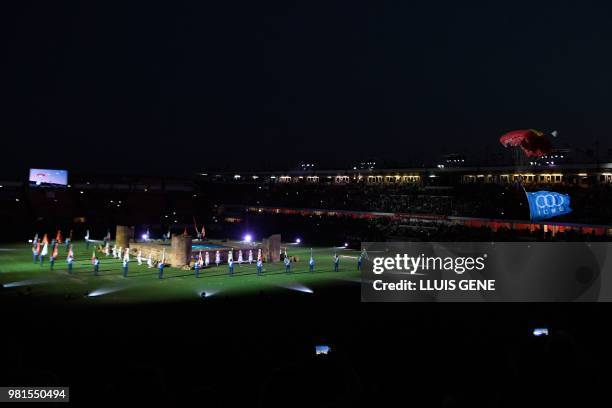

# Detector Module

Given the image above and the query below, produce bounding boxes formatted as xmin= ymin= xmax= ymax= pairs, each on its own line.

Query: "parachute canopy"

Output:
xmin=499 ymin=129 xmax=552 ymax=158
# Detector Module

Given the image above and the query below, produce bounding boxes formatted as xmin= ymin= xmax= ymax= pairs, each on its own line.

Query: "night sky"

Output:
xmin=1 ymin=1 xmax=611 ymax=177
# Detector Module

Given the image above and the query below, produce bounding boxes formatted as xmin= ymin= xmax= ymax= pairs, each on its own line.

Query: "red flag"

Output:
xmin=55 ymin=230 xmax=63 ymax=244
xmin=36 ymin=240 xmax=41 ymax=254
xmin=68 ymin=245 xmax=74 ymax=258
xmin=183 ymin=227 xmax=188 ymax=236
xmin=201 ymin=225 xmax=206 ymax=239
xmin=42 ymin=234 xmax=49 ymax=245
xmin=91 ymin=250 xmax=96 ymax=264
xmin=52 ymin=243 xmax=59 ymax=258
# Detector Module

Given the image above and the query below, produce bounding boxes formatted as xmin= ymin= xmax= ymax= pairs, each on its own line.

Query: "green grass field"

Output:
xmin=0 ymin=241 xmax=361 ymax=305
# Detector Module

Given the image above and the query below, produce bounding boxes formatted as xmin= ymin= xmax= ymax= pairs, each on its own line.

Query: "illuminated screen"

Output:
xmin=29 ymin=168 xmax=68 ymax=187
xmin=315 ymin=345 xmax=331 ymax=355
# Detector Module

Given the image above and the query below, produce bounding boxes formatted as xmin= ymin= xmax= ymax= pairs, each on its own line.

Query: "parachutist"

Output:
xmin=500 ymin=129 xmax=553 ymax=157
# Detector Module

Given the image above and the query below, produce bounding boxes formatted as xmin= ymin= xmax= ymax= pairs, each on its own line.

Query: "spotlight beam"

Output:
xmin=2 ymin=278 xmax=53 ymax=288
xmin=87 ymin=286 xmax=125 ymax=297
xmin=276 ymin=283 xmax=313 ymax=294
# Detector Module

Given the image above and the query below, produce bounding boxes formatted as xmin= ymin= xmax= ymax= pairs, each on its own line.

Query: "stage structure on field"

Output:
xmin=115 ymin=225 xmax=135 ymax=249
xmin=170 ymin=234 xmax=192 ymax=267
xmin=262 ymin=234 xmax=281 ymax=263
xmin=126 ymin=227 xmax=266 ymax=267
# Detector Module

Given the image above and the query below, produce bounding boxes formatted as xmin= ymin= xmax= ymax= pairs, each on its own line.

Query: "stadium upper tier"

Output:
xmin=200 ymin=162 xmax=612 ymax=186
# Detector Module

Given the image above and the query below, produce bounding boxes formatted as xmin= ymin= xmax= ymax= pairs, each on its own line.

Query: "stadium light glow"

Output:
xmin=244 ymin=234 xmax=252 ymax=243
xmin=279 ymin=283 xmax=313 ymax=294
xmin=532 ymin=328 xmax=549 ymax=337
xmin=198 ymin=289 xmax=218 ymax=298
xmin=344 ymin=242 xmax=348 ymax=247
xmin=87 ymin=287 xmax=123 ymax=297
xmin=295 ymin=238 xmax=301 ymax=244
xmin=3 ymin=278 xmax=52 ymax=288
xmin=142 ymin=234 xmax=149 ymax=240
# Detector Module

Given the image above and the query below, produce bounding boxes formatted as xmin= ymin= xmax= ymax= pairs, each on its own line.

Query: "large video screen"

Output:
xmin=29 ymin=168 xmax=68 ymax=187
